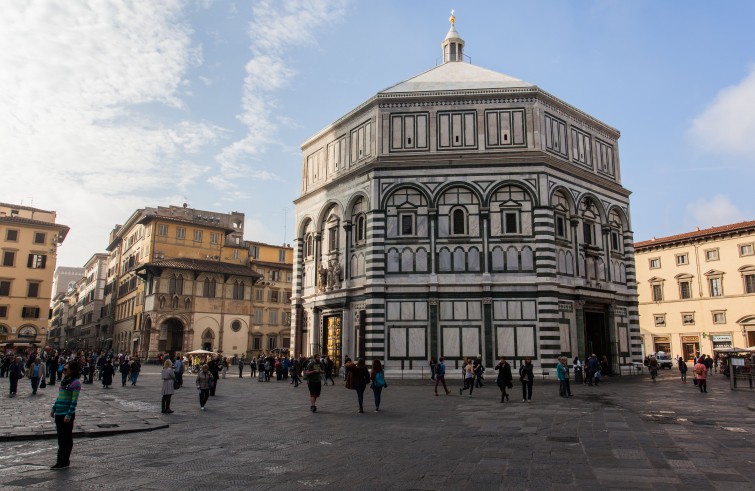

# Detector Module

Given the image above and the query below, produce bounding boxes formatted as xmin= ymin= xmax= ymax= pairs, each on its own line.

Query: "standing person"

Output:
xmin=119 ymin=358 xmax=130 ymax=387
xmin=370 ymin=359 xmax=386 ymax=411
xmin=473 ymin=355 xmax=485 ymax=388
xmin=28 ymin=357 xmax=47 ymax=395
xmin=324 ymin=356 xmax=336 ymax=386
xmin=586 ymin=354 xmax=600 ymax=386
xmin=494 ymin=356 xmax=513 ymax=403
xmin=129 ymin=357 xmax=141 ymax=386
xmin=694 ymin=357 xmax=707 ymax=393
xmin=429 ymin=357 xmax=437 ymax=380
xmin=704 ymin=354 xmax=714 ymax=376
xmin=519 ymin=357 xmax=534 ymax=402
xmin=648 ymin=355 xmax=659 ymax=381
xmin=345 ymin=358 xmax=371 ymax=413
xmin=572 ymin=356 xmax=584 ymax=385
xmin=434 ymin=356 xmax=451 ymax=395
xmin=557 ymin=357 xmax=573 ymax=396
xmin=47 ymin=354 xmax=58 ymax=386
xmin=291 ymin=358 xmax=302 ymax=388
xmin=249 ymin=358 xmax=257 ymax=379
xmin=173 ymin=355 xmax=184 ymax=388
xmin=677 ymin=356 xmax=688 ymax=383
xmin=238 ymin=357 xmax=244 ymax=378
xmin=49 ymin=361 xmax=81 ymax=469
xmin=208 ymin=357 xmax=220 ymax=396
xmin=196 ymin=364 xmax=214 ymax=410
xmin=102 ymin=359 xmax=115 ymax=389
xmin=459 ymin=358 xmax=475 ymax=398
xmin=160 ymin=360 xmax=176 ymax=414
xmin=304 ymin=354 xmax=324 ymax=413
xmin=221 ymin=357 xmax=228 ymax=379
xmin=8 ymin=356 xmax=24 ymax=397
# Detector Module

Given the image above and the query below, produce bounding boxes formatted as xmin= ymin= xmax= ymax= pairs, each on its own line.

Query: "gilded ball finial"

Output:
xmin=449 ymin=9 xmax=456 ymax=26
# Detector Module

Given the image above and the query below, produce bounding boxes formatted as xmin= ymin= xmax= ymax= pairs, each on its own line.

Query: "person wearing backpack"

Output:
xmin=370 ymin=359 xmax=387 ymax=412
xmin=434 ymin=357 xmax=451 ymax=395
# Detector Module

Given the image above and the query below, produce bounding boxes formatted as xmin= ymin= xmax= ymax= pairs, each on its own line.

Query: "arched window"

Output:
xmin=168 ymin=275 xmax=176 ymax=294
xmin=203 ymin=278 xmax=217 ymax=298
xmin=233 ymin=281 xmax=245 ymax=300
xmin=451 ymin=208 xmax=466 ymax=235
xmin=306 ymin=234 xmax=314 ymax=258
xmin=356 ymin=215 xmax=366 ymax=243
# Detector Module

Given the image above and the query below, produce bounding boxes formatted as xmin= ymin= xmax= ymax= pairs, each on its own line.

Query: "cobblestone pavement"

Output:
xmin=0 ymin=367 xmax=753 ymax=490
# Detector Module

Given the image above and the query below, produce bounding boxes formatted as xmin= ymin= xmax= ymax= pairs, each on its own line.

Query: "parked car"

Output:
xmin=654 ymin=351 xmax=673 ymax=369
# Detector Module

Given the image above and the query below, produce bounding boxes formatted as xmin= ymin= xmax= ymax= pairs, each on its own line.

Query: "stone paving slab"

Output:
xmin=0 ymin=372 xmax=168 ymax=441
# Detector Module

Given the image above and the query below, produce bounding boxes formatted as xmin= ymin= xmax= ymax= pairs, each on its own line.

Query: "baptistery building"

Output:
xmin=292 ymin=17 xmax=639 ymax=374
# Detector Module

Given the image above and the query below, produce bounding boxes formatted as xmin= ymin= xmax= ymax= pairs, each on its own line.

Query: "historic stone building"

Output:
xmin=0 ymin=202 xmax=69 ymax=347
xmin=292 ymin=17 xmax=639 ymax=374
xmin=635 ymin=220 xmax=755 ymax=359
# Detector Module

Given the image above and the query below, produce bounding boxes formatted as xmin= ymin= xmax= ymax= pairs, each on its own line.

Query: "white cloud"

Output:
xmin=211 ymin=0 xmax=348 ymax=191
xmin=690 ymin=65 xmax=755 ymax=156
xmin=685 ymin=195 xmax=749 ymax=229
xmin=0 ymin=1 xmax=218 ymax=266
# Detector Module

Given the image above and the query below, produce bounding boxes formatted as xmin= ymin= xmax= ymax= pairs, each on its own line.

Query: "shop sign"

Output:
xmin=710 ymin=335 xmax=732 ymax=342
xmin=654 ymin=336 xmax=670 ymax=343
xmin=681 ymin=336 xmax=699 ymax=343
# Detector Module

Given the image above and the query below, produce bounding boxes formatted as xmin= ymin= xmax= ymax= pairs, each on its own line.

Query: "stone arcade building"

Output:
xmin=292 ymin=19 xmax=640 ymax=374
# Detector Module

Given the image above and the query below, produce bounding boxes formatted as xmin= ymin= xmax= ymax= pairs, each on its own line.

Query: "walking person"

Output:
xmin=345 ymin=358 xmax=371 ymax=413
xmin=238 ymin=358 xmax=244 ymax=378
xmin=50 ymin=361 xmax=81 ymax=469
xmin=694 ymin=357 xmax=707 ymax=393
xmin=28 ymin=357 xmax=46 ymax=395
xmin=324 ymin=356 xmax=336 ymax=386
xmin=494 ymin=356 xmax=513 ymax=403
xmin=208 ymin=357 xmax=220 ymax=396
xmin=434 ymin=356 xmax=451 ymax=395
xmin=370 ymin=359 xmax=386 ymax=411
xmin=677 ymin=356 xmax=688 ymax=383
xmin=304 ymin=354 xmax=324 ymax=413
xmin=161 ymin=360 xmax=176 ymax=414
xmin=129 ymin=358 xmax=141 ymax=386
xmin=519 ymin=357 xmax=534 ymax=402
xmin=557 ymin=356 xmax=573 ymax=396
xmin=459 ymin=358 xmax=475 ymax=398
xmin=291 ymin=358 xmax=302 ymax=387
xmin=196 ymin=364 xmax=214 ymax=410
xmin=102 ymin=359 xmax=115 ymax=389
xmin=8 ymin=356 xmax=23 ymax=397
xmin=648 ymin=355 xmax=659 ymax=382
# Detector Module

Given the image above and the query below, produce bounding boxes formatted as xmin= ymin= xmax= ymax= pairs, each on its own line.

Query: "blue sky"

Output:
xmin=2 ymin=0 xmax=754 ymax=267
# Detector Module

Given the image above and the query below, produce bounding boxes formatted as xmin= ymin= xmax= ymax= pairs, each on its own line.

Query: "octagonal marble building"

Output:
xmin=292 ymin=20 xmax=639 ymax=375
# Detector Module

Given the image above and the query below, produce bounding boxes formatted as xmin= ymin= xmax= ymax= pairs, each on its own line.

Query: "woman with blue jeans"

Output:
xmin=370 ymin=359 xmax=386 ymax=411
xmin=345 ymin=358 xmax=371 ymax=413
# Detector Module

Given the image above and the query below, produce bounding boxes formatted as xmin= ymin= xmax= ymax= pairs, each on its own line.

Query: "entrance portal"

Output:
xmin=322 ymin=315 xmax=342 ymax=369
xmin=158 ymin=318 xmax=184 ymax=355
xmin=584 ymin=312 xmax=611 ymax=368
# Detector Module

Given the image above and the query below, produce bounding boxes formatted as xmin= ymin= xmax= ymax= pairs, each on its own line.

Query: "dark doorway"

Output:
xmin=157 ymin=318 xmax=184 ymax=355
xmin=584 ymin=311 xmax=610 ymax=366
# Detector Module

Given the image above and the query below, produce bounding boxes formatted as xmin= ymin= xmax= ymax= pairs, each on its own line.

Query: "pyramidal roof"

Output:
xmin=379 ymin=61 xmax=536 ymax=94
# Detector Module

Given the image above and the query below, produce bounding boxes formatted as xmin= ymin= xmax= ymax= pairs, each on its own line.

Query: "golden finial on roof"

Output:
xmin=449 ymin=9 xmax=456 ymax=26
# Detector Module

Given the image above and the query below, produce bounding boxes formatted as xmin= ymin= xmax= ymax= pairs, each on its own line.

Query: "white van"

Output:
xmin=654 ymin=351 xmax=674 ymax=369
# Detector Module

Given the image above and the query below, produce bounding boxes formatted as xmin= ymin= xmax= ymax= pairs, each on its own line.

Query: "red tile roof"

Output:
xmin=635 ymin=220 xmax=755 ymax=249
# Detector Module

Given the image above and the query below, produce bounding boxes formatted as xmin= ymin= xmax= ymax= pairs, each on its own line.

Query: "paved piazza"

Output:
xmin=0 ymin=366 xmax=753 ymax=490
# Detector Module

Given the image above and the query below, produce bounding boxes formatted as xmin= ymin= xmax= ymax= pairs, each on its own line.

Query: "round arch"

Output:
xmin=344 ymin=192 xmax=370 ymax=217
xmin=485 ymin=180 xmax=540 ymax=208
xmin=548 ymin=185 xmax=577 ymax=214
xmin=577 ymin=192 xmax=607 ymax=223
xmin=432 ymin=181 xmax=484 ymax=207
xmin=379 ymin=182 xmax=432 ymax=210
xmin=315 ymin=201 xmax=344 ymax=232
xmin=607 ymin=205 xmax=630 ymax=230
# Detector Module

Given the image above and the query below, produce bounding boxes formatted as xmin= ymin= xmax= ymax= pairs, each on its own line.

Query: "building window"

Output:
xmin=254 ymin=288 xmax=263 ymax=301
xmin=708 ymin=277 xmax=723 ymax=297
xmin=2 ymin=251 xmax=15 ymax=267
xmin=649 ymin=258 xmax=661 ymax=269
xmin=0 ymin=306 xmax=7 ymax=318
xmin=0 ymin=280 xmax=11 ymax=296
xmin=712 ymin=312 xmax=726 ymax=324
xmin=745 ymin=274 xmax=755 ymax=294
xmin=232 ymin=249 xmax=240 ymax=260
xmin=399 ymin=213 xmax=415 ymax=236
xmin=269 ymin=310 xmax=278 ymax=325
xmin=328 ymin=227 xmax=338 ymax=251
xmin=203 ymin=278 xmax=216 ymax=298
xmin=681 ymin=313 xmax=695 ymax=325
xmin=210 ymin=233 xmax=219 ymax=245
xmin=503 ymin=211 xmax=519 ymax=235
xmin=705 ymin=248 xmax=719 ymax=261
xmin=269 ymin=290 xmax=280 ymax=303
xmin=193 ymin=230 xmax=203 ymax=242
xmin=679 ymin=281 xmax=692 ymax=300
xmin=176 ymin=227 xmax=186 ymax=240
xmin=27 ymin=282 xmax=40 ymax=298
xmin=27 ymin=254 xmax=47 ymax=269
xmin=5 ymin=229 xmax=18 ymax=241
xmin=610 ymin=231 xmax=621 ymax=252
xmin=739 ymin=243 xmax=754 ymax=257
xmin=254 ymin=309 xmax=263 ymax=324
xmin=157 ymin=224 xmax=168 ymax=236
xmin=22 ymin=306 xmax=40 ymax=319
xmin=305 ymin=236 xmax=313 ymax=258
xmin=651 ymin=284 xmax=663 ymax=302
xmin=233 ymin=281 xmax=245 ymax=300
xmin=168 ymin=275 xmax=183 ymax=295
xmin=356 ymin=215 xmax=366 ymax=243
xmin=283 ymin=312 xmax=291 ymax=325
xmin=278 ymin=250 xmax=286 ymax=263
xmin=555 ymin=214 xmax=567 ymax=240
xmin=33 ymin=232 xmax=46 ymax=244
xmin=582 ymin=222 xmax=594 ymax=245
xmin=654 ymin=315 xmax=665 ymax=327
xmin=252 ymin=337 xmax=262 ymax=350
xmin=267 ymin=336 xmax=277 ymax=350
xmin=676 ymin=253 xmax=689 ymax=266
xmin=231 ymin=320 xmax=242 ymax=332
xmin=450 ymin=208 xmax=466 ymax=235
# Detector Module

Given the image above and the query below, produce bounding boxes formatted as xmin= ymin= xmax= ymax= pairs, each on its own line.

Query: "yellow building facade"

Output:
xmin=0 ymin=203 xmax=69 ymax=347
xmin=635 ymin=220 xmax=755 ymax=360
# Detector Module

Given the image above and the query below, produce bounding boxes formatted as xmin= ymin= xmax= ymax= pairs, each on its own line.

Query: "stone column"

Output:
xmin=575 ymin=300 xmax=587 ymax=360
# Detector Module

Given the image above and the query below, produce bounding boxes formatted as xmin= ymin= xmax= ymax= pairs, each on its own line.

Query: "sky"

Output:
xmin=2 ymin=0 xmax=755 ymax=268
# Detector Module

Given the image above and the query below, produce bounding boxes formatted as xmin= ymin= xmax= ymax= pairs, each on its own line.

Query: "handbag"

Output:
xmin=40 ymin=379 xmax=46 ymax=389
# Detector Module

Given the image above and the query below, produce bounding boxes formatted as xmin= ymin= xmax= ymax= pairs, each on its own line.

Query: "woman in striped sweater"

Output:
xmin=49 ymin=361 xmax=81 ymax=470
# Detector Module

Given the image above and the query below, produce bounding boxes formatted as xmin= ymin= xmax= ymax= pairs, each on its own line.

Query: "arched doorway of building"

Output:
xmin=200 ymin=328 xmax=215 ymax=351
xmin=158 ymin=318 xmax=184 ymax=355
xmin=584 ymin=311 xmax=611 ymax=369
